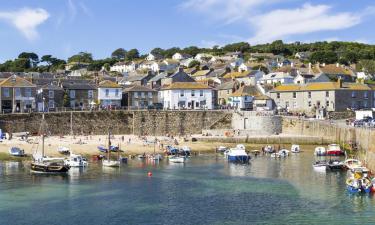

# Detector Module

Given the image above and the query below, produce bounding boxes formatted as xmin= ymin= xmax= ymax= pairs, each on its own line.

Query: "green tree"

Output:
xmin=188 ymin=60 xmax=200 ymax=68
xmin=18 ymin=52 xmax=39 ymax=67
xmin=309 ymin=51 xmax=338 ymax=64
xmin=111 ymin=48 xmax=127 ymax=60
xmin=68 ymin=52 xmax=93 ymax=63
xmin=126 ymin=49 xmax=140 ymax=60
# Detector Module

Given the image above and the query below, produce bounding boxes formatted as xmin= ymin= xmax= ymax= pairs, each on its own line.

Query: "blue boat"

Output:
xmin=226 ymin=146 xmax=250 ymax=163
xmin=166 ymin=146 xmax=179 ymax=155
xmin=346 ymin=177 xmax=372 ymax=194
xmin=97 ymin=145 xmax=108 ymax=153
xmin=9 ymin=147 xmax=25 ymax=157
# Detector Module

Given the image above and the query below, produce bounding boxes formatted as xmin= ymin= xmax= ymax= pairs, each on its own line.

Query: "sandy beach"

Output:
xmin=0 ymin=134 xmax=229 ymax=158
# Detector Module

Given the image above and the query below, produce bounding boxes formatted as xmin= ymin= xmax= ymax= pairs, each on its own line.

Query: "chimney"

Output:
xmin=336 ymin=63 xmax=340 ymax=68
xmin=337 ymin=77 xmax=343 ymax=88
xmin=178 ymin=67 xmax=184 ymax=73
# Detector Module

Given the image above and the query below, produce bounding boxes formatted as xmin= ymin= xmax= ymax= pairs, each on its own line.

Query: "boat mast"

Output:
xmin=41 ymin=109 xmax=45 ymax=159
xmin=107 ymin=130 xmax=111 ymax=161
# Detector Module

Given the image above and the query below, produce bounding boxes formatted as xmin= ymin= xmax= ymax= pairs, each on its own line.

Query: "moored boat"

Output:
xmin=291 ymin=144 xmax=300 ymax=153
xmin=327 ymin=159 xmax=344 ymax=170
xmin=9 ymin=147 xmax=25 ymax=157
xmin=327 ymin=144 xmax=345 ymax=156
xmin=216 ymin=146 xmax=228 ymax=153
xmin=314 ymin=147 xmax=326 ymax=156
xmin=313 ymin=160 xmax=327 ymax=172
xmin=169 ymin=156 xmax=186 ymax=163
xmin=64 ymin=153 xmax=88 ymax=167
xmin=344 ymin=159 xmax=362 ymax=170
xmin=57 ymin=146 xmax=70 ymax=155
xmin=226 ymin=147 xmax=250 ymax=163
xmin=264 ymin=145 xmax=274 ymax=154
xmin=278 ymin=149 xmax=289 ymax=157
xmin=102 ymin=131 xmax=120 ymax=168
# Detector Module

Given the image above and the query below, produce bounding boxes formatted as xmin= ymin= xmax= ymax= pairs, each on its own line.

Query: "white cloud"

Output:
xmin=0 ymin=8 xmax=49 ymax=40
xmin=181 ymin=0 xmax=279 ymax=24
xmin=67 ymin=0 xmax=92 ymax=21
xmin=249 ymin=4 xmax=361 ymax=44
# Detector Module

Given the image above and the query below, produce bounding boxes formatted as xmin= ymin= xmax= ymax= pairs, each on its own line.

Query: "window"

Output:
xmin=48 ymin=100 xmax=55 ymax=108
xmin=141 ymin=92 xmax=145 ymax=98
xmin=115 ymin=89 xmax=119 ymax=97
xmin=105 ymin=89 xmax=109 ymax=97
xmin=227 ymin=90 xmax=230 ymax=94
xmin=293 ymin=101 xmax=297 ymax=108
xmin=308 ymin=101 xmax=312 ymax=107
xmin=134 ymin=92 xmax=138 ymax=98
xmin=308 ymin=92 xmax=311 ymax=98
xmin=200 ymin=100 xmax=206 ymax=106
xmin=180 ymin=90 xmax=184 ymax=97
xmin=178 ymin=101 xmax=186 ymax=108
xmin=196 ymin=102 xmax=199 ymax=107
xmin=191 ymin=90 xmax=195 ymax=97
xmin=325 ymin=91 xmax=329 ymax=97
xmin=352 ymin=91 xmax=356 ymax=98
xmin=277 ymin=93 xmax=280 ymax=99
xmin=364 ymin=91 xmax=368 ymax=99
xmin=200 ymin=90 xmax=204 ymax=96
xmin=15 ymin=88 xmax=21 ymax=97
xmin=293 ymin=92 xmax=296 ymax=99
xmin=88 ymin=90 xmax=93 ymax=99
xmin=70 ymin=90 xmax=75 ymax=99
xmin=148 ymin=92 xmax=152 ymax=98
xmin=3 ymin=88 xmax=9 ymax=97
xmin=364 ymin=101 xmax=368 ymax=108
xmin=49 ymin=90 xmax=54 ymax=98
xmin=25 ymin=88 xmax=31 ymax=97
xmin=326 ymin=101 xmax=329 ymax=107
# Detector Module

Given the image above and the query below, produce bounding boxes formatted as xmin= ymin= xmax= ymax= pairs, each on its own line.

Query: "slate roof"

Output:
xmin=98 ymin=80 xmax=121 ymax=88
xmin=0 ymin=75 xmax=36 ymax=87
xmin=271 ymin=82 xmax=372 ymax=92
xmin=124 ymin=85 xmax=156 ymax=92
xmin=162 ymin=82 xmax=211 ymax=90
xmin=230 ymin=85 xmax=262 ymax=97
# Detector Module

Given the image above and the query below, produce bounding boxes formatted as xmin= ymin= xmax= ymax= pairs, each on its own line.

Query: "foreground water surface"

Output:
xmin=0 ymin=146 xmax=374 ymax=225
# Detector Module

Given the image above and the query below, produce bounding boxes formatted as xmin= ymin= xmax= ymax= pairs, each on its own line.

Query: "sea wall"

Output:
xmin=282 ymin=117 xmax=375 ymax=170
xmin=0 ymin=110 xmax=232 ymax=136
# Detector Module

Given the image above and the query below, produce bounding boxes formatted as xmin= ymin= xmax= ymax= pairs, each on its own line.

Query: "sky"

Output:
xmin=0 ymin=0 xmax=375 ymax=61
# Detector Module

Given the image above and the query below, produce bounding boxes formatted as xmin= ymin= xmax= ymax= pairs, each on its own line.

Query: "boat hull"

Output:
xmin=227 ymin=155 xmax=250 ymax=163
xmin=31 ymin=163 xmax=70 ymax=173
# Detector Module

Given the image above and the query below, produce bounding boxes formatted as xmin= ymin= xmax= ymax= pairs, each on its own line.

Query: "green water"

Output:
xmin=0 ymin=148 xmax=374 ymax=225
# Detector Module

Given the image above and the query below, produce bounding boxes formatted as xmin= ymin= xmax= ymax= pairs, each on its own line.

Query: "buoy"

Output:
xmin=148 ymin=171 xmax=152 ymax=177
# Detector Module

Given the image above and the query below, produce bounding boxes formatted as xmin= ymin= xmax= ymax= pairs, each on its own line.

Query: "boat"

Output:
xmin=57 ymin=146 xmax=70 ymax=155
xmin=270 ymin=153 xmax=280 ymax=158
xmin=327 ymin=159 xmax=344 ymax=170
xmin=64 ymin=153 xmax=88 ymax=167
xmin=31 ymin=114 xmax=70 ymax=174
xmin=179 ymin=146 xmax=191 ymax=156
xmin=327 ymin=144 xmax=345 ymax=156
xmin=9 ymin=147 xmax=25 ymax=157
xmin=169 ymin=156 xmax=186 ymax=163
xmin=216 ymin=146 xmax=228 ymax=153
xmin=344 ymin=159 xmax=362 ymax=170
xmin=278 ymin=149 xmax=289 ymax=157
xmin=264 ymin=145 xmax=274 ymax=153
xmin=346 ymin=169 xmax=372 ymax=194
xmin=226 ymin=147 xmax=250 ymax=163
xmin=314 ymin=147 xmax=326 ymax=156
xmin=313 ymin=160 xmax=327 ymax=172
xmin=97 ymin=145 xmax=108 ymax=153
xmin=102 ymin=131 xmax=120 ymax=168
xmin=250 ymin=150 xmax=260 ymax=156
xmin=149 ymin=154 xmax=163 ymax=161
xmin=291 ymin=144 xmax=300 ymax=153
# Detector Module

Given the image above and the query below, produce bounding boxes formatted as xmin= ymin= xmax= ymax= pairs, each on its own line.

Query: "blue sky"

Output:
xmin=0 ymin=0 xmax=374 ymax=61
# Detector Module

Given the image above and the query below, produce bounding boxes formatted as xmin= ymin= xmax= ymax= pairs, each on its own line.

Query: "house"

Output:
xmin=356 ymin=72 xmax=373 ymax=80
xmin=253 ymin=95 xmax=274 ymax=111
xmin=225 ymin=52 xmax=243 ymax=59
xmin=228 ymin=85 xmax=264 ymax=110
xmin=229 ymin=58 xmax=244 ymax=68
xmin=161 ymin=68 xmax=195 ymax=87
xmin=195 ymin=53 xmax=213 ymax=62
xmin=122 ymin=85 xmax=158 ymax=109
xmin=278 ymin=59 xmax=292 ymax=68
xmin=110 ymin=61 xmax=139 ymax=73
xmin=97 ymin=80 xmax=122 ymax=108
xmin=269 ymin=79 xmax=375 ymax=114
xmin=160 ymin=82 xmax=213 ymax=109
xmin=223 ymin=70 xmax=264 ymax=85
xmin=294 ymin=74 xmax=315 ymax=84
xmin=238 ymin=63 xmax=252 ymax=72
xmin=180 ymin=58 xmax=195 ymax=67
xmin=172 ymin=53 xmax=192 ymax=61
xmin=258 ymin=72 xmax=294 ymax=85
xmin=120 ymin=71 xmax=154 ymax=86
xmin=315 ymin=63 xmax=355 ymax=82
xmin=146 ymin=53 xmax=163 ymax=61
xmin=36 ymin=83 xmax=64 ymax=112
xmin=216 ymin=80 xmax=240 ymax=106
xmin=147 ymin=72 xmax=168 ymax=89
xmin=295 ymin=52 xmax=311 ymax=61
xmin=191 ymin=70 xmax=213 ymax=81
xmin=61 ymin=80 xmax=97 ymax=109
xmin=0 ymin=75 xmax=37 ymax=113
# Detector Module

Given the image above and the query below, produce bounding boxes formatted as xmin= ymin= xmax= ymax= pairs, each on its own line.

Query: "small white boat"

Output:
xmin=236 ymin=144 xmax=246 ymax=150
xmin=9 ymin=147 xmax=25 ymax=157
xmin=290 ymin=145 xmax=300 ymax=153
xmin=270 ymin=153 xmax=280 ymax=158
xmin=264 ymin=145 xmax=274 ymax=153
xmin=169 ymin=156 xmax=186 ymax=163
xmin=278 ymin=149 xmax=289 ymax=157
xmin=102 ymin=160 xmax=120 ymax=167
xmin=344 ymin=159 xmax=362 ymax=170
xmin=149 ymin=154 xmax=163 ymax=161
xmin=57 ymin=146 xmax=70 ymax=155
xmin=314 ymin=147 xmax=326 ymax=156
xmin=216 ymin=146 xmax=228 ymax=153
xmin=327 ymin=144 xmax=344 ymax=156
xmin=313 ymin=160 xmax=327 ymax=172
xmin=64 ymin=154 xmax=88 ymax=167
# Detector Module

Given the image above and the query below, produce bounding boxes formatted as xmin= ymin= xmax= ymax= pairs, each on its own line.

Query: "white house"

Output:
xmin=146 ymin=53 xmax=163 ymax=61
xmin=230 ymin=58 xmax=244 ymax=68
xmin=238 ymin=63 xmax=252 ymax=72
xmin=159 ymin=82 xmax=213 ymax=109
xmin=172 ymin=53 xmax=192 ymax=61
xmin=97 ymin=80 xmax=122 ymax=107
xmin=110 ymin=61 xmax=139 ymax=73
xmin=293 ymin=73 xmax=315 ymax=84
xmin=258 ymin=72 xmax=294 ymax=85
xmin=357 ymin=72 xmax=373 ymax=80
xmin=195 ymin=53 xmax=213 ymax=62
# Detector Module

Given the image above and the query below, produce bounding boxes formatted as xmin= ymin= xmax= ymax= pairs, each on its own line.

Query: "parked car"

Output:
xmin=147 ymin=103 xmax=163 ymax=110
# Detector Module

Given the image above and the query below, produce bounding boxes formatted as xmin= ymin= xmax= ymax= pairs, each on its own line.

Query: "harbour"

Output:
xmin=1 ymin=146 xmax=375 ymax=225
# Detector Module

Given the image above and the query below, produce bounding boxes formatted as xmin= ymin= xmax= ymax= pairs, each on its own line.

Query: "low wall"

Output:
xmin=232 ymin=111 xmax=282 ymax=135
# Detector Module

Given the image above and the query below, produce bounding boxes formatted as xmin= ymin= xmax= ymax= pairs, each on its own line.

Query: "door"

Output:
xmin=191 ymin=101 xmax=195 ymax=109
xmin=244 ymin=118 xmax=248 ymax=129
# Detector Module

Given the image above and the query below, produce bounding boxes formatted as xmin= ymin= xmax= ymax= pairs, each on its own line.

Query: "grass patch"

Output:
xmin=0 ymin=152 xmax=31 ymax=161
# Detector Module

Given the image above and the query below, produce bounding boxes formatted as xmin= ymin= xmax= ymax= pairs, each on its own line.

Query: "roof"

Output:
xmin=319 ymin=64 xmax=352 ymax=75
xmin=223 ymin=71 xmax=251 ymax=79
xmin=217 ymin=80 xmax=237 ymax=90
xmin=0 ymin=75 xmax=36 ymax=87
xmin=162 ymin=82 xmax=211 ymax=90
xmin=62 ymin=80 xmax=97 ymax=90
xmin=41 ymin=83 xmax=64 ymax=91
xmin=98 ymin=80 xmax=121 ymax=88
xmin=123 ymin=85 xmax=156 ymax=92
xmin=230 ymin=85 xmax=262 ymax=97
xmin=271 ymin=81 xmax=372 ymax=92
xmin=192 ymin=70 xmax=211 ymax=77
xmin=126 ymin=75 xmax=147 ymax=82
xmin=148 ymin=73 xmax=167 ymax=82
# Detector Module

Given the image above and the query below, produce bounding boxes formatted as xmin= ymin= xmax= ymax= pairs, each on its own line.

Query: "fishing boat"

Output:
xmin=313 ymin=160 xmax=327 ymax=172
xmin=169 ymin=156 xmax=186 ymax=163
xmin=102 ymin=131 xmax=120 ymax=168
xmin=291 ymin=144 xmax=300 ymax=153
xmin=344 ymin=159 xmax=362 ymax=170
xmin=64 ymin=153 xmax=88 ymax=167
xmin=31 ymin=114 xmax=70 ymax=174
xmin=346 ymin=168 xmax=372 ymax=194
xmin=270 ymin=153 xmax=280 ymax=158
xmin=149 ymin=154 xmax=163 ymax=161
xmin=327 ymin=144 xmax=345 ymax=156
xmin=264 ymin=145 xmax=274 ymax=154
xmin=278 ymin=149 xmax=289 ymax=157
xmin=314 ymin=147 xmax=326 ymax=156
xmin=57 ymin=146 xmax=70 ymax=155
xmin=9 ymin=147 xmax=25 ymax=157
xmin=226 ymin=147 xmax=250 ymax=163
xmin=326 ymin=159 xmax=344 ymax=170
xmin=216 ymin=146 xmax=228 ymax=153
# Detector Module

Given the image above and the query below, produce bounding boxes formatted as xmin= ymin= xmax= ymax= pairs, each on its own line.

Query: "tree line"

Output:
xmin=1 ymin=40 xmax=375 ymax=73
